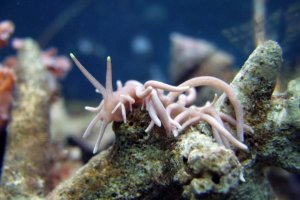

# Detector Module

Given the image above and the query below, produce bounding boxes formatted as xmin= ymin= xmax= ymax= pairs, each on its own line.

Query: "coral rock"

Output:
xmin=0 ymin=39 xmax=52 ymax=199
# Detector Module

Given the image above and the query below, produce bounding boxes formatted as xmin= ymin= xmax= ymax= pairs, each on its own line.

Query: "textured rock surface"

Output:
xmin=48 ymin=108 xmax=182 ymax=199
xmin=48 ymin=107 xmax=243 ymax=200
xmin=216 ymin=40 xmax=282 ymax=124
xmin=217 ymin=41 xmax=300 ymax=199
xmin=259 ymin=78 xmax=300 ymax=173
xmin=174 ymin=132 xmax=242 ymax=199
xmin=0 ymin=39 xmax=51 ymax=199
xmin=47 ymin=40 xmax=300 ymax=200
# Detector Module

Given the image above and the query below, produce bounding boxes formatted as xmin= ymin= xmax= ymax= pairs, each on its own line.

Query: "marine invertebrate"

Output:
xmin=70 ymin=53 xmax=249 ymax=153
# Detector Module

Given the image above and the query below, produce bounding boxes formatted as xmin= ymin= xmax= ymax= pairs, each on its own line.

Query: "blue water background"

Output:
xmin=0 ymin=0 xmax=298 ymax=101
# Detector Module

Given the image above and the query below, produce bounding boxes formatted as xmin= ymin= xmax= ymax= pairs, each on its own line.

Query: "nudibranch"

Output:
xmin=70 ymin=53 xmax=251 ymax=153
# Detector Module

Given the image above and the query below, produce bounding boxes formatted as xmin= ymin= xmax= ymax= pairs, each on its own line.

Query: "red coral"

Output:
xmin=41 ymin=48 xmax=72 ymax=78
xmin=12 ymin=39 xmax=72 ymax=78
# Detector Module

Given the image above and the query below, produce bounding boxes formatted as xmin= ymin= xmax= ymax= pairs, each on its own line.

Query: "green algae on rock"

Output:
xmin=260 ymin=78 xmax=300 ymax=174
xmin=175 ymin=131 xmax=242 ymax=199
xmin=216 ymin=41 xmax=300 ymax=200
xmin=48 ymin=40 xmax=299 ymax=199
xmin=216 ymin=40 xmax=282 ymax=125
xmin=48 ymin=108 xmax=182 ymax=199
xmin=48 ymin=107 xmax=243 ymax=200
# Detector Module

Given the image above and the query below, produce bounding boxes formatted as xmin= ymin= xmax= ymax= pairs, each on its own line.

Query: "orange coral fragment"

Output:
xmin=0 ymin=67 xmax=16 ymax=127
